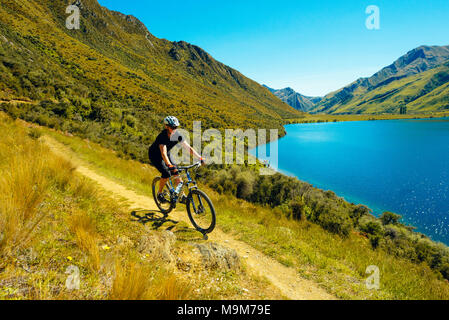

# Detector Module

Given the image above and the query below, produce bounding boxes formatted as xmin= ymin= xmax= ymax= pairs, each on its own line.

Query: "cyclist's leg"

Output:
xmin=158 ymin=178 xmax=168 ymax=194
xmin=166 ymin=156 xmax=186 ymax=202
xmin=158 ymin=161 xmax=171 ymax=194
xmin=173 ymin=175 xmax=182 ymax=187
xmin=168 ymin=154 xmax=183 ymax=188
xmin=149 ymin=156 xmax=171 ymax=194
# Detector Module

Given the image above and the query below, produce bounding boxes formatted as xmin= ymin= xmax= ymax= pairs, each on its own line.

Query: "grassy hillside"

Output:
xmin=313 ymin=46 xmax=449 ymax=114
xmin=0 ymin=0 xmax=302 ymax=161
xmin=34 ymin=117 xmax=449 ymax=300
xmin=0 ymin=114 xmax=288 ymax=300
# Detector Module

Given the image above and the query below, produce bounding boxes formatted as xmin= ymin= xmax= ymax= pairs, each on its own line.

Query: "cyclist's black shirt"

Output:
xmin=148 ymin=129 xmax=183 ymax=161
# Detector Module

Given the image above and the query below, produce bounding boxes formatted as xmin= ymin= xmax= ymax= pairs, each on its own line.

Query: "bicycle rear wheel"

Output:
xmin=152 ymin=177 xmax=174 ymax=214
xmin=186 ymin=189 xmax=216 ymax=234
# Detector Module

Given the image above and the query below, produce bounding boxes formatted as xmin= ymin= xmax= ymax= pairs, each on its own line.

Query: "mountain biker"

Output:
xmin=148 ymin=116 xmax=205 ymax=204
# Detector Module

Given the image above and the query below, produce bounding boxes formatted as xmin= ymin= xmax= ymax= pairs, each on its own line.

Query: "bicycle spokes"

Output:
xmin=197 ymin=204 xmax=205 ymax=214
xmin=160 ymin=191 xmax=170 ymax=203
xmin=187 ymin=189 xmax=216 ymax=233
xmin=152 ymin=177 xmax=174 ymax=213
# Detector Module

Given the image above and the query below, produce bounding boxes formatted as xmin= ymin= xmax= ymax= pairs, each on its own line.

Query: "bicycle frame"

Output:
xmin=166 ymin=162 xmax=202 ymax=207
xmin=167 ymin=169 xmax=197 ymax=194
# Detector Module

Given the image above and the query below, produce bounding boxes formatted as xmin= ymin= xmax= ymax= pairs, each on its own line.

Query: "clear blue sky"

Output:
xmin=98 ymin=0 xmax=449 ymax=96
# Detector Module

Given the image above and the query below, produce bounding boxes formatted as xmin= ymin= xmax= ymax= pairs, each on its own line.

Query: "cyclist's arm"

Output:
xmin=159 ymin=144 xmax=172 ymax=167
xmin=181 ymin=141 xmax=202 ymax=160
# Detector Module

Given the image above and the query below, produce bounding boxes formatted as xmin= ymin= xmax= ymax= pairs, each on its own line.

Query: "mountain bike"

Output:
xmin=151 ymin=162 xmax=216 ymax=238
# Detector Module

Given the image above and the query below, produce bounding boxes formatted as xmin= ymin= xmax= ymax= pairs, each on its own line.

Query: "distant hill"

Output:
xmin=264 ymin=85 xmax=322 ymax=112
xmin=312 ymin=45 xmax=449 ymax=114
xmin=0 ymin=0 xmax=302 ymax=160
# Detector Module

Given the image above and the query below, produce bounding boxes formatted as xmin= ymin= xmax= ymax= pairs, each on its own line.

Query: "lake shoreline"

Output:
xmin=252 ymin=115 xmax=449 ymax=245
xmin=285 ymin=111 xmax=449 ymax=125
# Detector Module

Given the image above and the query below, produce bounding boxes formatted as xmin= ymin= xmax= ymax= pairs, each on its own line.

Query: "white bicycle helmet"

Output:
xmin=164 ymin=116 xmax=180 ymax=128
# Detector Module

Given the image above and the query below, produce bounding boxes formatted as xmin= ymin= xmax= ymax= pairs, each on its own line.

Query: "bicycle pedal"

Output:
xmin=179 ymin=195 xmax=187 ymax=204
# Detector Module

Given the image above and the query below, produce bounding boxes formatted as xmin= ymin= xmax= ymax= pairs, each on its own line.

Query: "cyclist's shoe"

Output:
xmin=157 ymin=193 xmax=168 ymax=204
xmin=179 ymin=194 xmax=188 ymax=205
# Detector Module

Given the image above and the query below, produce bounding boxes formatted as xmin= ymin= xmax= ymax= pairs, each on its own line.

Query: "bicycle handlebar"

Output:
xmin=176 ymin=162 xmax=201 ymax=171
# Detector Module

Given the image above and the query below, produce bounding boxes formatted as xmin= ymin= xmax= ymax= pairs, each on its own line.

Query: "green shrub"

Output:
xmin=351 ymin=205 xmax=371 ymax=225
xmin=440 ymin=263 xmax=449 ymax=280
xmin=370 ymin=235 xmax=381 ymax=249
xmin=289 ymin=196 xmax=310 ymax=221
xmin=235 ymin=171 xmax=256 ymax=199
xmin=316 ymin=209 xmax=352 ymax=236
xmin=415 ymin=240 xmax=437 ymax=263
xmin=360 ymin=221 xmax=384 ymax=236
xmin=124 ymin=115 xmax=138 ymax=128
xmin=380 ymin=211 xmax=402 ymax=225
xmin=27 ymin=127 xmax=41 ymax=140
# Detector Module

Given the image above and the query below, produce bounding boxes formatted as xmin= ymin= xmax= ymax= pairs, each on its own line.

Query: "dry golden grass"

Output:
xmin=109 ymin=261 xmax=193 ymax=300
xmin=0 ymin=116 xmax=80 ymax=261
xmin=75 ymin=229 xmax=100 ymax=272
xmin=69 ymin=176 xmax=98 ymax=200
xmin=153 ymin=273 xmax=192 ymax=300
xmin=69 ymin=209 xmax=100 ymax=272
xmin=68 ymin=209 xmax=96 ymax=236
xmin=27 ymin=274 xmax=66 ymax=300
xmin=45 ymin=155 xmax=76 ymax=191
xmin=0 ymin=116 xmax=100 ymax=273
xmin=109 ymin=261 xmax=152 ymax=300
xmin=0 ymin=123 xmax=49 ymax=258
xmin=0 ymin=158 xmax=47 ymax=255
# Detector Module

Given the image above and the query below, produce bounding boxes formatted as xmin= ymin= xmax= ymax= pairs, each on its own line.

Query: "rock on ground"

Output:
xmin=137 ymin=230 xmax=176 ymax=263
xmin=191 ymin=242 xmax=240 ymax=271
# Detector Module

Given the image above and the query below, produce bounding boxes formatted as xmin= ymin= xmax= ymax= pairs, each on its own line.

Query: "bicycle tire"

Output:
xmin=186 ymin=189 xmax=216 ymax=234
xmin=152 ymin=177 xmax=174 ymax=214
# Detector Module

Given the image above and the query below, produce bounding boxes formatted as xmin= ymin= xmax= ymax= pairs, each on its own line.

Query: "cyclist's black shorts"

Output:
xmin=149 ymin=152 xmax=176 ymax=179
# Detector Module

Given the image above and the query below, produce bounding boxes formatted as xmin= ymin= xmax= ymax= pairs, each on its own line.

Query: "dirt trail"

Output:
xmin=43 ymin=136 xmax=335 ymax=300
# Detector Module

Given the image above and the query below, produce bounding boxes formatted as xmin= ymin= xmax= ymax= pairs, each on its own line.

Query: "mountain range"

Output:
xmin=311 ymin=45 xmax=449 ymax=114
xmin=263 ymin=85 xmax=322 ymax=112
xmin=1 ymin=0 xmax=448 ymax=148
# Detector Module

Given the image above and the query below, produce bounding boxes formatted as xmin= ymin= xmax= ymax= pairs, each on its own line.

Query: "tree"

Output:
xmin=360 ymin=221 xmax=383 ymax=236
xmin=380 ymin=212 xmax=402 ymax=225
xmin=289 ymin=196 xmax=310 ymax=221
xmin=351 ymin=205 xmax=371 ymax=225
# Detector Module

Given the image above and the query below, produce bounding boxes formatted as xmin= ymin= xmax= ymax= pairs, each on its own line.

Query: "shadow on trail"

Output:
xmin=131 ymin=209 xmax=177 ymax=230
xmin=130 ymin=210 xmax=204 ymax=242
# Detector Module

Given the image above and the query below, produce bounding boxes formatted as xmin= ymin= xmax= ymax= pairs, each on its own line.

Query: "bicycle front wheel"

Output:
xmin=152 ymin=177 xmax=174 ymax=214
xmin=186 ymin=189 xmax=216 ymax=234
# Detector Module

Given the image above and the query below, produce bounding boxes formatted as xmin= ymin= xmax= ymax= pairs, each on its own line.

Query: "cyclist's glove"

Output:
xmin=168 ymin=164 xmax=179 ymax=175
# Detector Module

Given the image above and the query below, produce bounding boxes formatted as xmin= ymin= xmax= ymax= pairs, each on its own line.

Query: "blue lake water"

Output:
xmin=250 ymin=118 xmax=449 ymax=245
